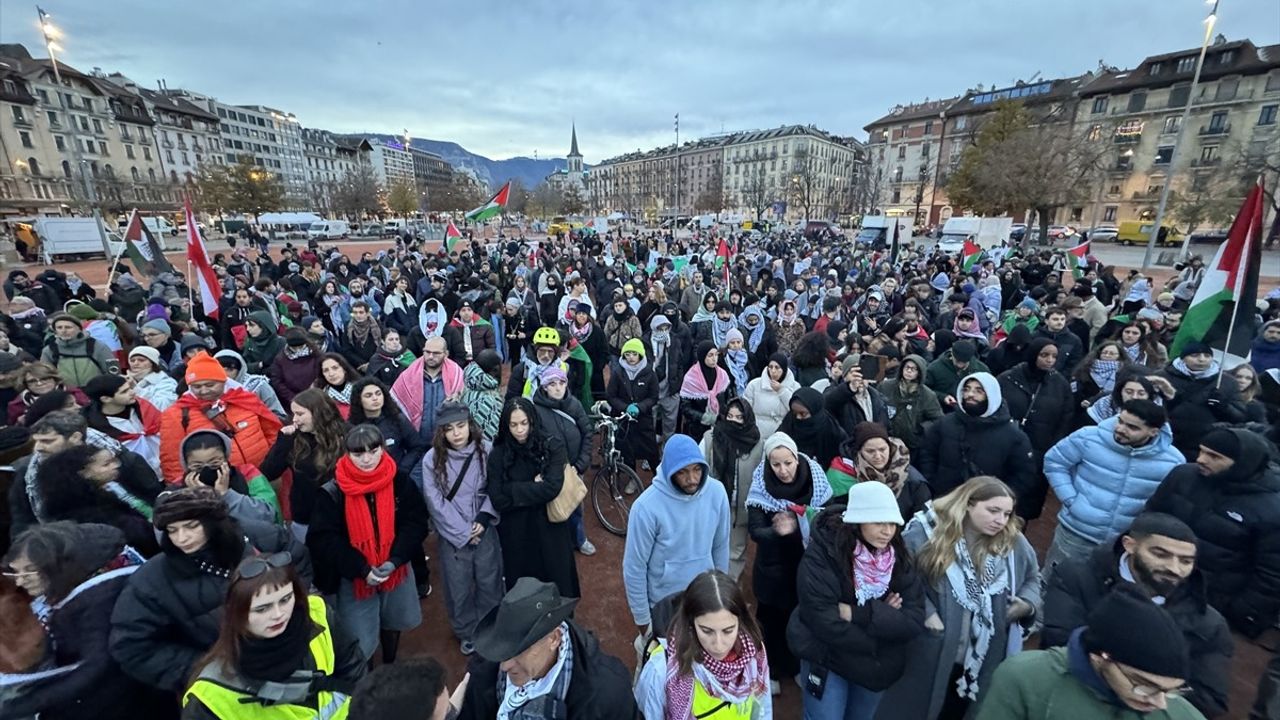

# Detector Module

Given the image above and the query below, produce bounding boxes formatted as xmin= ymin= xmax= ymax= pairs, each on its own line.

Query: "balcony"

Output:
xmin=1199 ymin=124 xmax=1230 ymax=136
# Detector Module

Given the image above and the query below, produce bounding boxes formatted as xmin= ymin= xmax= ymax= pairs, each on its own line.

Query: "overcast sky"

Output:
xmin=4 ymin=1 xmax=1277 ymax=163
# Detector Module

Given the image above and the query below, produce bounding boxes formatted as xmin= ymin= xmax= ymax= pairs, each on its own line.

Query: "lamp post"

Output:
xmin=674 ymin=113 xmax=680 ymax=224
xmin=1142 ymin=0 xmax=1222 ymax=269
xmin=37 ymin=8 xmax=113 ymax=260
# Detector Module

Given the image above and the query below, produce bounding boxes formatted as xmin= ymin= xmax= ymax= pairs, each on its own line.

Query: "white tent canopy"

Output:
xmin=257 ymin=212 xmax=322 ymax=225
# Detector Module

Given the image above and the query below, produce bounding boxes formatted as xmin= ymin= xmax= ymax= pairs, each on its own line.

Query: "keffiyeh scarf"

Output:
xmin=1089 ymin=359 xmax=1121 ymax=393
xmin=498 ymin=623 xmax=573 ymax=720
xmin=725 ymin=349 xmax=749 ymax=394
xmin=711 ymin=316 xmax=738 ymax=348
xmin=664 ymin=634 xmax=769 ymax=720
xmin=853 ymin=542 xmax=895 ymax=606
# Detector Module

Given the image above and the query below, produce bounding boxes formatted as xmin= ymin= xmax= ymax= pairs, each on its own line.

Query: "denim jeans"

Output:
xmin=569 ymin=505 xmax=586 ymax=547
xmin=800 ymin=660 xmax=884 ymax=720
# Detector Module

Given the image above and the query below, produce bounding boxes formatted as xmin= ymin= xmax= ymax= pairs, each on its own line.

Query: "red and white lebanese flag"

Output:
xmin=184 ymin=196 xmax=220 ymax=320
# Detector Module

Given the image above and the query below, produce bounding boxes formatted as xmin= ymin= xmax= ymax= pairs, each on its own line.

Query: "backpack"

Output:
xmin=44 ymin=335 xmax=108 ymax=374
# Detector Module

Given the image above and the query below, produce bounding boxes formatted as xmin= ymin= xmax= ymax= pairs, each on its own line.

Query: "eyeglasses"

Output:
xmin=2 ymin=568 xmax=39 ymax=579
xmin=349 ymin=444 xmax=382 ymax=457
xmin=237 ymin=552 xmax=292 ymax=579
xmin=1110 ymin=661 xmax=1189 ymax=698
xmin=25 ymin=377 xmax=55 ymax=386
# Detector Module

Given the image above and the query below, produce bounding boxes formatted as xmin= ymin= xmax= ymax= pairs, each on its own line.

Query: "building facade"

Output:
xmin=206 ymin=100 xmax=308 ymax=208
xmin=546 ymin=124 xmax=587 ymax=198
xmin=1074 ymin=38 xmax=1280 ymax=227
xmin=302 ymin=127 xmax=345 ymax=214
xmin=408 ymin=145 xmax=453 ymax=208
xmin=362 ymin=137 xmax=414 ymax=187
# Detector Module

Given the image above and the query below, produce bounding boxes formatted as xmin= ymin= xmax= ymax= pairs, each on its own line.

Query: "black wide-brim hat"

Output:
xmin=474 ymin=577 xmax=579 ymax=663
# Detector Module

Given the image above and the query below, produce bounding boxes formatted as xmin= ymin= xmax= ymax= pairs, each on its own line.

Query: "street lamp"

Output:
xmin=36 ymin=8 xmax=112 ymax=256
xmin=1141 ymin=0 xmax=1222 ymax=269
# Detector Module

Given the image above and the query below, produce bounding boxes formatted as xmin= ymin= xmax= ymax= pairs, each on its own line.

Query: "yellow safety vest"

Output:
xmin=649 ymin=643 xmax=756 ymax=719
xmin=184 ymin=595 xmax=349 ymax=720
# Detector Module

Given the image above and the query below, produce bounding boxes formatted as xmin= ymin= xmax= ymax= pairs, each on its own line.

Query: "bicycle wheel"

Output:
xmin=592 ymin=463 xmax=643 ymax=537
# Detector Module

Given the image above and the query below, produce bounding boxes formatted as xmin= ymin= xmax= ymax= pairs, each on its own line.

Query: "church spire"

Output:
xmin=569 ymin=122 xmax=581 ymax=158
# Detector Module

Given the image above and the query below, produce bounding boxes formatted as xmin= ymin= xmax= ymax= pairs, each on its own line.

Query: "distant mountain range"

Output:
xmin=356 ymin=133 xmax=576 ymax=191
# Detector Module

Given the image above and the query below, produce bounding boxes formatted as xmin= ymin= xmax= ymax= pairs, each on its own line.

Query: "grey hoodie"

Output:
xmin=213 ymin=349 xmax=286 ymax=417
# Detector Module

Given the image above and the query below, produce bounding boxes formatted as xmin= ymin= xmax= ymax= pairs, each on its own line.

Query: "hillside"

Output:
xmin=356 ymin=133 xmax=574 ymax=191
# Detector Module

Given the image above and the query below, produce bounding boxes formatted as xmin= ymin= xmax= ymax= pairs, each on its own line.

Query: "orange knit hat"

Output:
xmin=184 ymin=351 xmax=228 ymax=384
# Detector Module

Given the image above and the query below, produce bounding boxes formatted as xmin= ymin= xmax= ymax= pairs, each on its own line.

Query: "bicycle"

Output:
xmin=587 ymin=407 xmax=646 ymax=537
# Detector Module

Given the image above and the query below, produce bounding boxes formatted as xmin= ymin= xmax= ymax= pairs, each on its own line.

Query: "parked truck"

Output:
xmin=855 ymin=216 xmax=913 ymax=249
xmin=15 ymin=218 xmax=125 ymax=264
xmin=937 ymin=216 xmax=1014 ymax=254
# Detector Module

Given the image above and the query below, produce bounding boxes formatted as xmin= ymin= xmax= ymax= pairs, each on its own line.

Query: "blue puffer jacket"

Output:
xmin=1044 ymin=415 xmax=1185 ymax=544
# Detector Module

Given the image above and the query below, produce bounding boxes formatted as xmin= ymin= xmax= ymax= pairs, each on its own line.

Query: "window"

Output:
xmin=893 ymin=166 xmax=903 ymax=182
xmin=1176 ymin=56 xmax=1196 ymax=73
xmin=1149 ymin=62 xmax=1164 ymax=75
xmin=36 ymin=89 xmax=48 ymax=103
xmin=18 ymin=130 xmax=32 ymax=148
xmin=217 ymin=107 xmax=227 ymax=118
xmin=924 ymin=120 xmax=934 ymax=134
xmin=54 ymin=135 xmax=65 ymax=151
xmin=10 ymin=106 xmax=25 ymax=122
xmin=1258 ymin=105 xmax=1278 ymax=126
xmin=27 ymin=158 xmax=40 ymax=176
xmin=46 ymin=110 xmax=58 ymax=126
xmin=148 ymin=169 xmax=156 ymax=182
xmin=125 ymin=144 xmax=135 ymax=159
xmin=1087 ymin=124 xmax=1103 ymax=141
xmin=1269 ymin=72 xmax=1280 ymax=92
xmin=921 ymin=142 xmax=931 ymax=157
xmin=1208 ymin=111 xmax=1228 ymax=132
xmin=891 ymin=190 xmax=901 ymax=204
xmin=1218 ymin=49 xmax=1236 ymax=65
xmin=1127 ymin=91 xmax=1147 ymax=113
xmin=143 ymin=147 xmax=152 ymax=161
xmin=1154 ymin=146 xmax=1174 ymax=164
xmin=2 ymin=79 xmax=16 ymax=94
xmin=1116 ymin=153 xmax=1132 ymax=170
xmin=92 ymin=118 xmax=102 ymax=134
xmin=1215 ymin=77 xmax=1239 ymax=102
xmin=1167 ymin=83 xmax=1190 ymax=108
xmin=1103 ymin=206 xmax=1118 ymax=222
xmin=165 ymin=150 xmax=174 ymax=163
xmin=1145 ymin=184 xmax=1164 ymax=196
xmin=1200 ymin=145 xmax=1219 ymax=163
xmin=99 ymin=141 xmax=108 ymax=156
xmin=1162 ymin=116 xmax=1181 ymax=134
xmin=61 ymin=160 xmax=71 ymax=178
xmin=1108 ymin=184 xmax=1121 ymax=195
xmin=1092 ymin=97 xmax=1108 ymax=114
xmin=897 ymin=145 xmax=906 ymax=159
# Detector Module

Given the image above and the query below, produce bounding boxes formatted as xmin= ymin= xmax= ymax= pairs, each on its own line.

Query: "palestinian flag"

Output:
xmin=121 ymin=209 xmax=175 ymax=277
xmin=444 ymin=221 xmax=463 ymax=252
xmin=826 ymin=457 xmax=859 ymax=499
xmin=1066 ymin=240 xmax=1090 ymax=279
xmin=961 ymin=239 xmax=982 ymax=271
xmin=1169 ymin=178 xmax=1265 ymax=359
xmin=464 ymin=181 xmax=511 ymax=223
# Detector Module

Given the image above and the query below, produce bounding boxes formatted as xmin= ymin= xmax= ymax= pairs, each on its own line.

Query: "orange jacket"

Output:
xmin=159 ymin=388 xmax=283 ymax=483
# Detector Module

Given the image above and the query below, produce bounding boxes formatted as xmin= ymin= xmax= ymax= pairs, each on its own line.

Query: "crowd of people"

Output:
xmin=0 ymin=223 xmax=1278 ymax=720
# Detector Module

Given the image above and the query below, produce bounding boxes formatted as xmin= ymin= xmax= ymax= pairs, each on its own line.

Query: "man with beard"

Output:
xmin=391 ymin=335 xmax=464 ymax=486
xmin=1042 ymin=512 xmax=1232 ymax=718
xmin=1042 ymin=400 xmax=1184 ymax=586
xmin=1145 ymin=428 xmax=1280 ymax=639
xmin=917 ymin=371 xmax=1035 ymax=498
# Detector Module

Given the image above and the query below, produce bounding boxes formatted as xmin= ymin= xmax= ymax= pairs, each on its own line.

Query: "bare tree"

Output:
xmin=852 ymin=149 xmax=886 ymax=216
xmin=526 ymin=180 xmax=560 ymax=219
xmin=788 ymin=147 xmax=819 ymax=221
xmin=741 ymin=168 xmax=773 ymax=223
xmin=334 ymin=162 xmax=382 ymax=220
xmin=561 ymin=183 xmax=586 ymax=215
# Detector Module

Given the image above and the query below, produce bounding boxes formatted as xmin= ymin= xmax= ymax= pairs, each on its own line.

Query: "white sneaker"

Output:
xmin=770 ymin=680 xmax=781 ymax=696
xmin=578 ymin=539 xmax=597 ymax=556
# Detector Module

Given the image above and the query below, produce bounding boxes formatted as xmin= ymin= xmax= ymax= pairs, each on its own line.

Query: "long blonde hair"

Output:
xmin=915 ymin=476 xmax=1022 ymax=583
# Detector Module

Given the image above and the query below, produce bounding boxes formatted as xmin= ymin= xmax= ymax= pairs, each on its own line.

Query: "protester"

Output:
xmin=82 ymin=373 xmax=162 ymax=467
xmin=488 ymin=397 xmax=579 ymax=597
xmin=826 ymin=421 xmax=932 ymax=519
xmin=1041 ymin=512 xmax=1232 ymax=717
xmin=458 ymin=577 xmax=638 ymax=719
xmin=1041 ymin=400 xmax=1184 ymax=583
xmin=778 ymin=386 xmax=847 ymax=468
xmin=917 ymin=372 xmax=1035 ymax=499
xmin=109 ymin=487 xmax=306 ymax=694
xmin=127 ymin=345 xmax=179 ymax=410
xmin=976 ymin=585 xmax=1202 ymax=719
xmin=606 ymin=337 xmax=660 ymax=472
xmin=1145 ymin=428 xmax=1280 ymax=638
xmin=787 ymin=481 xmax=926 ymax=719
xmin=1160 ymin=341 xmax=1247 ymax=457
xmin=996 ymin=338 xmax=1076 ymax=520
xmin=349 ymin=656 xmax=465 ymax=720
xmin=419 ymin=402 xmax=503 ymax=656
xmin=261 ymin=388 xmax=346 ymax=540
xmin=2 ymin=522 xmax=167 ymax=720
xmin=679 ymin=341 xmax=732 ymax=443
xmin=698 ymin=397 xmax=764 ymax=580
xmin=746 ymin=430 xmax=833 ymax=693
xmin=634 ymin=570 xmax=772 ymax=719
xmin=530 ymin=365 xmax=596 ymax=555
xmin=880 ymin=476 xmax=1041 ymax=719
xmin=743 ymin=351 xmax=799 ymax=438
xmin=41 ymin=312 xmax=118 ymax=386
xmin=268 ymin=327 xmax=322 ymax=407
xmin=624 ymin=433 xmax=729 ymax=643
xmin=878 ymin=353 xmax=944 ymax=455
xmin=181 ymin=555 xmax=365 ymax=719
xmin=214 ymin=348 xmax=287 ymax=417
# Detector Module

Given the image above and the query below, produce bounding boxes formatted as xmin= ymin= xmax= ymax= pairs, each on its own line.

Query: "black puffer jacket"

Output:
xmin=999 ymin=362 xmax=1074 ymax=519
xmin=786 ymin=506 xmax=926 ymax=691
xmin=457 ymin=621 xmax=639 ymax=720
xmin=6 ymin=524 xmax=170 ymax=720
xmin=1145 ymin=430 xmax=1280 ymax=638
xmin=1041 ymin=538 xmax=1233 ymax=718
xmin=916 ymin=401 xmax=1035 ymax=498
xmin=1160 ymin=363 xmax=1248 ymax=457
xmin=823 ymin=381 xmax=891 ymax=433
xmin=108 ymin=519 xmax=310 ymax=692
xmin=531 ymin=387 xmax=593 ymax=474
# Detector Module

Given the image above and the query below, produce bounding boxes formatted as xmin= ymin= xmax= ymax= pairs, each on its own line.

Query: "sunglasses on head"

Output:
xmin=237 ymin=551 xmax=292 ymax=579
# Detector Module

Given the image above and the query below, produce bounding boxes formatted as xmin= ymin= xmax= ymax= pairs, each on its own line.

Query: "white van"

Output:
xmin=307 ymin=220 xmax=350 ymax=239
xmin=27 ymin=218 xmax=126 ymax=264
xmin=384 ymin=219 xmax=406 ymax=234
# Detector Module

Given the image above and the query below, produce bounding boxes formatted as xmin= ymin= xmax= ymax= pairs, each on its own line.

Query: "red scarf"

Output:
xmin=335 ymin=453 xmax=406 ymax=600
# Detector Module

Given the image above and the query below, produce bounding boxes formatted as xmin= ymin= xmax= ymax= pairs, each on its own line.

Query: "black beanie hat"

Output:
xmin=851 ymin=421 xmax=890 ymax=454
xmin=1200 ymin=428 xmax=1240 ymax=458
xmin=153 ymin=487 xmax=228 ymax=529
xmin=1082 ymin=585 xmax=1189 ymax=679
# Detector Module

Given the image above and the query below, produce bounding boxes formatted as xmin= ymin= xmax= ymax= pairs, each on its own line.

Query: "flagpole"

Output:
xmin=104 ymin=237 xmax=129 ymax=291
xmin=186 ymin=260 xmax=196 ymax=325
xmin=1215 ymin=304 xmax=1241 ymax=389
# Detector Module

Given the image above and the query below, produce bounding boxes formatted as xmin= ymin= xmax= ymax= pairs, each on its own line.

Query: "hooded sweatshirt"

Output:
xmin=213 ymin=349 xmax=286 ymax=417
xmin=1251 ymin=319 xmax=1280 ymax=374
xmin=622 ymin=434 xmax=730 ymax=626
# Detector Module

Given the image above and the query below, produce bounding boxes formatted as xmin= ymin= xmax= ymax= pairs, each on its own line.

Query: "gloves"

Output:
xmin=700 ymin=411 xmax=717 ymax=426
xmin=626 ymin=403 xmax=640 ymax=418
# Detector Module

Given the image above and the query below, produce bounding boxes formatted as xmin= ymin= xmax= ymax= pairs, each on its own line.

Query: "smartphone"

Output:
xmin=197 ymin=466 xmax=220 ymax=486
